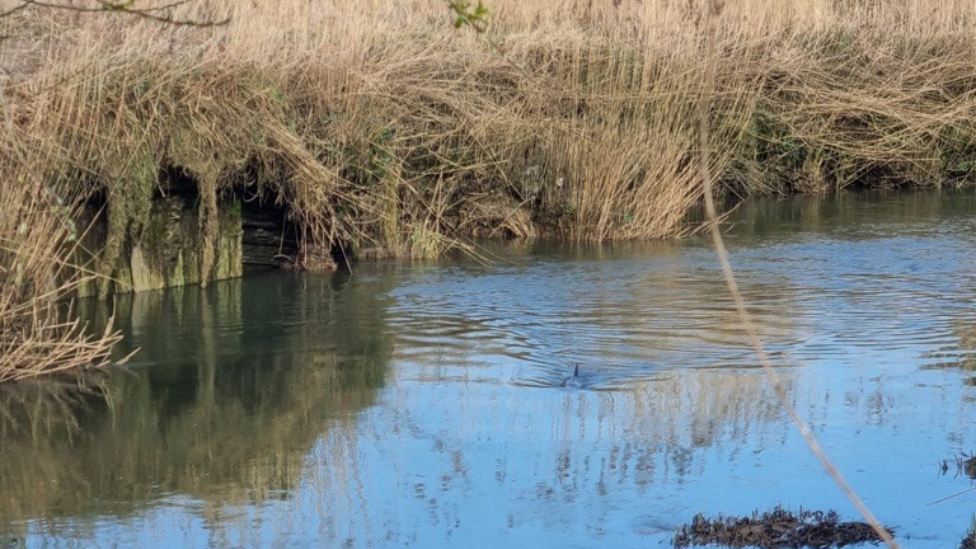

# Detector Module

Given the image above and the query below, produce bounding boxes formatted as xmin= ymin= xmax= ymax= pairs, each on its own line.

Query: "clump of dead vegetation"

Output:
xmin=674 ymin=507 xmax=892 ymax=548
xmin=946 ymin=452 xmax=976 ymax=479
xmin=961 ymin=520 xmax=976 ymax=549
xmin=0 ymin=170 xmax=124 ymax=383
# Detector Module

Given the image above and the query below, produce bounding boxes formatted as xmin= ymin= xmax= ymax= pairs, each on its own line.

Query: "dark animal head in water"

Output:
xmin=561 ymin=364 xmax=582 ymax=388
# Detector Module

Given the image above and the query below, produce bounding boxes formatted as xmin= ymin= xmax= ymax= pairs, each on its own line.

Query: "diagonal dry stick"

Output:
xmin=696 ymin=2 xmax=899 ymax=548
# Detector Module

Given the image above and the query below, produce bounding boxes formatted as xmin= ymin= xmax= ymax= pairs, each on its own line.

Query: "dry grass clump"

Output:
xmin=674 ymin=507 xmax=891 ymax=548
xmin=962 ymin=517 xmax=976 ymax=549
xmin=0 ymin=0 xmax=753 ymax=270
xmin=740 ymin=26 xmax=976 ymax=193
xmin=0 ymin=169 xmax=123 ymax=383
xmin=1 ymin=0 xmax=976 ymax=272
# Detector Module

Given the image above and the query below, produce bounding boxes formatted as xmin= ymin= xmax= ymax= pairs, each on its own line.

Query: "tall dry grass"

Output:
xmin=0 ymin=167 xmax=124 ymax=382
xmin=0 ymin=0 xmax=975 ymax=266
xmin=0 ymin=28 xmax=127 ymax=383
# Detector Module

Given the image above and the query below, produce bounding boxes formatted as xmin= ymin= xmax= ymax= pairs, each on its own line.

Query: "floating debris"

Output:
xmin=673 ymin=507 xmax=891 ymax=548
xmin=958 ymin=453 xmax=976 ymax=479
xmin=960 ymin=516 xmax=976 ymax=549
xmin=941 ymin=453 xmax=976 ymax=478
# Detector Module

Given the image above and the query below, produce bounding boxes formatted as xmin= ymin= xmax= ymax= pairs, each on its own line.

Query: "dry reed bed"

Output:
xmin=5 ymin=1 xmax=976 ymax=257
xmin=1 ymin=1 xmax=976 ymax=378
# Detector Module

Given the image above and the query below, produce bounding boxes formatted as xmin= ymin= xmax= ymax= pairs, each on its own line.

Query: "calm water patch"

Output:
xmin=2 ymin=190 xmax=976 ymax=548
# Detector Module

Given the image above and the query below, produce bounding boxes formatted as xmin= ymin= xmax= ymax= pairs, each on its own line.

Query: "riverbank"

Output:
xmin=2 ymin=0 xmax=976 ymax=378
xmin=6 ymin=0 xmax=976 ymax=252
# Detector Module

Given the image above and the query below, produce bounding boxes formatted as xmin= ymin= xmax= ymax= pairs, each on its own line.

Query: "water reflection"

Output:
xmin=392 ymin=239 xmax=803 ymax=390
xmin=730 ymin=188 xmax=976 ymax=241
xmin=274 ymin=367 xmax=793 ymax=548
xmin=923 ymin=321 xmax=976 ymax=371
xmin=4 ymin=191 xmax=976 ymax=548
xmin=0 ymin=273 xmax=391 ymax=527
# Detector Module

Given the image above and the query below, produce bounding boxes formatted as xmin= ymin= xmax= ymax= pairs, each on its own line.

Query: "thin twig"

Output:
xmin=16 ymin=0 xmax=229 ymax=28
xmin=926 ymin=485 xmax=976 ymax=506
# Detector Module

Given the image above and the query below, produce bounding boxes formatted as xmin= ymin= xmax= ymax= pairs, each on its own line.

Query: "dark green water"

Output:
xmin=2 ymin=190 xmax=976 ymax=548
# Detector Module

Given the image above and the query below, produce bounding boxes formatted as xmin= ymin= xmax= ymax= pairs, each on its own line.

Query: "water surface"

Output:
xmin=3 ymin=190 xmax=976 ymax=548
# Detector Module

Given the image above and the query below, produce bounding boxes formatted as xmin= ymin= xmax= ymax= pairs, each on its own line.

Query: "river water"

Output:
xmin=2 ymin=190 xmax=976 ymax=548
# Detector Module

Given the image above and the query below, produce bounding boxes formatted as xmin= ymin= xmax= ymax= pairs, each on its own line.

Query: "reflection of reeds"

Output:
xmin=952 ymin=323 xmax=976 ymax=371
xmin=959 ymin=325 xmax=976 ymax=353
xmin=0 ymin=374 xmax=107 ymax=436
xmin=0 ymin=346 xmax=381 ymax=521
xmin=921 ymin=322 xmax=976 ymax=371
xmin=0 ymin=275 xmax=391 ymax=523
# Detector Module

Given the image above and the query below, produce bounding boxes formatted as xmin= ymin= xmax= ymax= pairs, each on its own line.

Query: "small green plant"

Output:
xmin=446 ymin=1 xmax=490 ymax=33
xmin=409 ymin=224 xmax=445 ymax=259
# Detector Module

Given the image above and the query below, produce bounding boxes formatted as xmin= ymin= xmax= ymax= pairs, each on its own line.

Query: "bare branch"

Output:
xmin=7 ymin=0 xmax=229 ymax=27
xmin=0 ymin=2 xmax=32 ymax=18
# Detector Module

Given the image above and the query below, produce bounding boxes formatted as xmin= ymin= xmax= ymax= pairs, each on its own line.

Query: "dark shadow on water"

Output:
xmin=0 ymin=272 xmax=394 ymax=528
